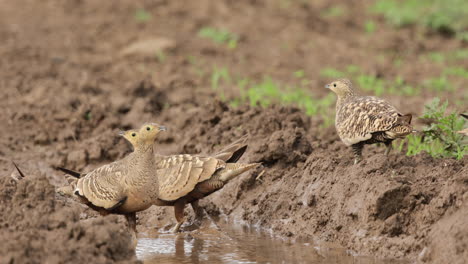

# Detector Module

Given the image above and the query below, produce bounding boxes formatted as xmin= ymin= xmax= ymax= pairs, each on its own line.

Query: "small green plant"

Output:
xmin=293 ymin=70 xmax=305 ymax=78
xmin=321 ymin=6 xmax=346 ymax=18
xmin=426 ymin=52 xmax=445 ymax=63
xmin=443 ymin=67 xmax=468 ymax=78
xmin=134 ymin=9 xmax=151 ymax=22
xmin=242 ymin=76 xmax=335 ymax=126
xmin=424 ymin=76 xmax=454 ymax=92
xmin=393 ymin=58 xmax=403 ymax=67
xmin=371 ymin=0 xmax=468 ymax=38
xmin=423 ymin=49 xmax=468 ymax=62
xmin=364 ymin=20 xmax=377 ymax=33
xmin=211 ymin=67 xmax=230 ymax=90
xmin=83 ymin=110 xmax=92 ymax=121
xmin=210 ymin=66 xmax=231 ymax=100
xmin=425 ymin=0 xmax=468 ymax=37
xmin=346 ymin=65 xmax=360 ymax=74
xmin=198 ymin=27 xmax=238 ymax=49
xmin=371 ymin=0 xmax=422 ymax=27
xmin=406 ymin=98 xmax=467 ymax=159
xmin=391 ymin=76 xmax=419 ymax=96
xmin=458 ymin=32 xmax=468 ymax=41
xmin=451 ymin=49 xmax=468 ymax=60
xmin=356 ymin=74 xmax=385 ymax=96
xmin=155 ymin=51 xmax=166 ymax=63
xmin=209 ymin=67 xmax=336 ymax=126
xmin=187 ymin=56 xmax=206 ymax=77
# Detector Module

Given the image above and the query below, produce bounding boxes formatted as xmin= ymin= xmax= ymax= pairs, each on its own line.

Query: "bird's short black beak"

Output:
xmin=159 ymin=126 xmax=167 ymax=131
xmin=118 ymin=130 xmax=125 ymax=136
xmin=325 ymin=84 xmax=330 ymax=89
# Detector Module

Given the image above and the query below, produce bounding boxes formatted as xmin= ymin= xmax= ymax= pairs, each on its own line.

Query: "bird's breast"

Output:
xmin=119 ymin=192 xmax=153 ymax=212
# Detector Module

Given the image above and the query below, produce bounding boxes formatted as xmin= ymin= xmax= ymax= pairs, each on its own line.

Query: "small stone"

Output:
xmin=120 ymin=37 xmax=176 ymax=58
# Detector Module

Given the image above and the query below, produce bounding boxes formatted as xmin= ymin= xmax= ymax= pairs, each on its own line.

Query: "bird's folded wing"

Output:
xmin=76 ymin=163 xmax=127 ymax=210
xmin=156 ymin=154 xmax=224 ymax=201
xmin=338 ymin=97 xmax=400 ymax=145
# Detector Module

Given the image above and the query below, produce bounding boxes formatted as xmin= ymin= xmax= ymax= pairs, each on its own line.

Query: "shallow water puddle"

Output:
xmin=136 ymin=219 xmax=409 ymax=264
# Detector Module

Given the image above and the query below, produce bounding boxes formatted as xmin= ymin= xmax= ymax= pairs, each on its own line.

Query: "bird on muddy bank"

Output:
xmin=458 ymin=114 xmax=468 ymax=136
xmin=326 ymin=78 xmax=413 ymax=164
xmin=121 ymin=132 xmax=260 ymax=233
xmin=59 ymin=132 xmax=260 ymax=233
xmin=56 ymin=123 xmax=166 ymax=243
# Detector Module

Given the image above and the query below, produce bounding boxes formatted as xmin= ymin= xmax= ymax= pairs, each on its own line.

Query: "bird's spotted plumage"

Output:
xmin=327 ymin=79 xmax=413 ymax=163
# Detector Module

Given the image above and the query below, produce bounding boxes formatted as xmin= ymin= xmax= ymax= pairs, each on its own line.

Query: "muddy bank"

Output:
xmin=421 ymin=203 xmax=468 ymax=263
xmin=137 ymin=102 xmax=467 ymax=262
xmin=0 ymin=172 xmax=139 ymax=264
xmin=2 ymin=85 xmax=466 ymax=262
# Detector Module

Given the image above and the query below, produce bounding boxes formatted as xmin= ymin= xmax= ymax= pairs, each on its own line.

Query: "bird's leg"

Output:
xmin=351 ymin=143 xmax=363 ymax=164
xmin=170 ymin=200 xmax=186 ymax=233
xmin=384 ymin=141 xmax=393 ymax=156
xmin=125 ymin=212 xmax=137 ymax=246
xmin=191 ymin=200 xmax=204 ymax=226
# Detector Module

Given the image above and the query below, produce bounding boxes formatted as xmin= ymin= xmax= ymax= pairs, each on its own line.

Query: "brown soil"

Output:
xmin=0 ymin=0 xmax=466 ymax=263
xmin=0 ymin=173 xmax=139 ymax=264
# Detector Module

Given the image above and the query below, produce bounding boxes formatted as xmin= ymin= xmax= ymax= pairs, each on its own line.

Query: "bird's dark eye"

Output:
xmin=131 ymin=133 xmax=136 ymax=137
xmin=146 ymin=127 xmax=151 ymax=131
xmin=333 ymin=84 xmax=336 ymax=87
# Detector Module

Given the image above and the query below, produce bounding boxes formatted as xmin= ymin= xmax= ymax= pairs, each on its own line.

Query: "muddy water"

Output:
xmin=136 ymin=219 xmax=409 ymax=264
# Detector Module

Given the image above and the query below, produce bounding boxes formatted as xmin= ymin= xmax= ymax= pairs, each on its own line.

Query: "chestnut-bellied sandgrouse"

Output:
xmin=59 ymin=130 xmax=259 ymax=233
xmin=123 ymin=133 xmax=260 ymax=233
xmin=56 ymin=123 xmax=166 ymax=243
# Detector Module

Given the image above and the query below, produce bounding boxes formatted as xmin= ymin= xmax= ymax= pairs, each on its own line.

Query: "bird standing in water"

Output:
xmin=57 ymin=123 xmax=166 ymax=243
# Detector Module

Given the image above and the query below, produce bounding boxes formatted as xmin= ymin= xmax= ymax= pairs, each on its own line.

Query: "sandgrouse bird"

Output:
xmin=459 ymin=114 xmax=468 ymax=136
xmin=326 ymin=78 xmax=413 ymax=164
xmin=59 ymin=131 xmax=259 ymax=233
xmin=57 ymin=123 xmax=166 ymax=242
xmin=121 ymin=132 xmax=259 ymax=233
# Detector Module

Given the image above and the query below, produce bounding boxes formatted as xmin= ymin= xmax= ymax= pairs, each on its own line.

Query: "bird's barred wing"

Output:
xmin=337 ymin=96 xmax=400 ymax=145
xmin=76 ymin=162 xmax=127 ymax=210
xmin=156 ymin=154 xmax=224 ymax=201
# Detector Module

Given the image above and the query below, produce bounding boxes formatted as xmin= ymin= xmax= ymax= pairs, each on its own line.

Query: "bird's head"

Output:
xmin=119 ymin=129 xmax=139 ymax=147
xmin=325 ymin=78 xmax=355 ymax=98
xmin=119 ymin=123 xmax=166 ymax=149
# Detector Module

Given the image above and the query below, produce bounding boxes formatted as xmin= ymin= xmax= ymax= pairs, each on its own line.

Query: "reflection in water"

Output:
xmin=136 ymin=219 xmax=409 ymax=264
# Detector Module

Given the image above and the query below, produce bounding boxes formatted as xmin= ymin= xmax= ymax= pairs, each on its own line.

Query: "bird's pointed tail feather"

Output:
xmin=217 ymin=162 xmax=260 ymax=182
